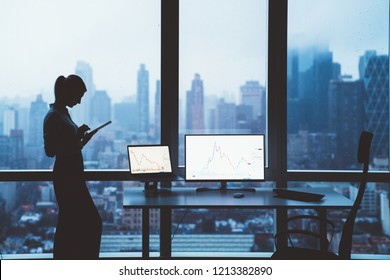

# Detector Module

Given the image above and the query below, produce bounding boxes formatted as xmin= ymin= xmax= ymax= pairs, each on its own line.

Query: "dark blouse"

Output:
xmin=43 ymin=103 xmax=84 ymax=176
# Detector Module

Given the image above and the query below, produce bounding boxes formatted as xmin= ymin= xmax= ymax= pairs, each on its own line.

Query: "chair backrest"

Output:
xmin=338 ymin=131 xmax=373 ymax=259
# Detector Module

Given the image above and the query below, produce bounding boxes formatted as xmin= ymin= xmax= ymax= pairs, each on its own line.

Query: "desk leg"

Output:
xmin=160 ymin=207 xmax=172 ymax=258
xmin=142 ymin=207 xmax=150 ymax=258
xmin=317 ymin=208 xmax=327 ymax=252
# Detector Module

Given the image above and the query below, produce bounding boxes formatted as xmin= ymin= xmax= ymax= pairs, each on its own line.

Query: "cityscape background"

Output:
xmin=0 ymin=0 xmax=389 ymax=257
xmin=0 ymin=44 xmax=389 ymax=255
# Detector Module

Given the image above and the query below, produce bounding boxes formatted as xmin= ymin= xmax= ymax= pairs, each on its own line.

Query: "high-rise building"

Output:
xmin=137 ymin=64 xmax=150 ymax=135
xmin=90 ymin=90 xmax=111 ymax=126
xmin=186 ymin=73 xmax=204 ymax=131
xmin=3 ymin=107 xmax=18 ymax=136
xmin=0 ymin=136 xmax=11 ymax=168
xmin=240 ymin=81 xmax=265 ymax=120
xmin=73 ymin=61 xmax=95 ymax=124
xmin=380 ymin=191 xmax=390 ymax=236
xmin=114 ymin=102 xmax=138 ymax=137
xmin=288 ymin=45 xmax=338 ymax=132
xmin=328 ymin=78 xmax=365 ymax=169
xmin=154 ymin=80 xmax=161 ymax=140
xmin=10 ymin=129 xmax=24 ymax=169
xmin=359 ymin=51 xmax=389 ymax=159
xmin=29 ymin=95 xmax=48 ymax=147
xmin=214 ymin=98 xmax=236 ymax=130
xmin=307 ymin=132 xmax=337 ymax=170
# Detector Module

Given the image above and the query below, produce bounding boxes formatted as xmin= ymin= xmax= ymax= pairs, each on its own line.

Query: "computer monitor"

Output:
xmin=127 ymin=145 xmax=174 ymax=194
xmin=185 ymin=134 xmax=265 ymax=192
xmin=127 ymin=145 xmax=172 ymax=175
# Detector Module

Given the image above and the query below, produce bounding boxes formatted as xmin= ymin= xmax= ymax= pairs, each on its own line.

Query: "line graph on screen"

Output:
xmin=128 ymin=146 xmax=172 ymax=174
xmin=185 ymin=135 xmax=264 ymax=180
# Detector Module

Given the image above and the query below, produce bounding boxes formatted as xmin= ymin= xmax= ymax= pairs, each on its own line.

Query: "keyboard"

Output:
xmin=273 ymin=188 xmax=325 ymax=202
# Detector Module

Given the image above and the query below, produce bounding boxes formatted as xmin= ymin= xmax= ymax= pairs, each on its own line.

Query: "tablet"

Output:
xmin=90 ymin=121 xmax=111 ymax=134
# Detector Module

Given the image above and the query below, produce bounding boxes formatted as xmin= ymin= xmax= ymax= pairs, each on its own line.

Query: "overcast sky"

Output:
xmin=0 ymin=0 xmax=388 ymax=105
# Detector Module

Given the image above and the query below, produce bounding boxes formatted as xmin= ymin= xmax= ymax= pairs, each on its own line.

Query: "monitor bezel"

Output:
xmin=184 ymin=134 xmax=266 ymax=182
xmin=127 ymin=144 xmax=173 ymax=175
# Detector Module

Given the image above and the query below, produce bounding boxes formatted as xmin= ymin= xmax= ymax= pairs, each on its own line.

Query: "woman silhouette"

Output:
xmin=43 ymin=74 xmax=102 ymax=259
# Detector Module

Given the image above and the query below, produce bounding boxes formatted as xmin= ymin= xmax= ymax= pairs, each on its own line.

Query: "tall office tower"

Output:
xmin=328 ymin=78 xmax=365 ymax=169
xmin=213 ymin=98 xmax=236 ymax=131
xmin=10 ymin=129 xmax=24 ymax=169
xmin=289 ymin=45 xmax=336 ymax=132
xmin=0 ymin=136 xmax=11 ymax=168
xmin=240 ymin=81 xmax=265 ymax=120
xmin=310 ymin=49 xmax=334 ymax=132
xmin=380 ymin=191 xmax=390 ymax=236
xmin=114 ymin=102 xmax=138 ymax=137
xmin=307 ymin=132 xmax=337 ymax=169
xmin=154 ymin=80 xmax=161 ymax=141
xmin=236 ymin=104 xmax=253 ymax=131
xmin=359 ymin=51 xmax=389 ymax=159
xmin=186 ymin=73 xmax=204 ymax=131
xmin=288 ymin=48 xmax=307 ymax=133
xmin=137 ymin=64 xmax=150 ymax=135
xmin=73 ymin=61 xmax=95 ymax=125
xmin=29 ymin=95 xmax=48 ymax=147
xmin=287 ymin=48 xmax=299 ymax=100
xmin=90 ymin=90 xmax=111 ymax=126
xmin=3 ymin=107 xmax=18 ymax=136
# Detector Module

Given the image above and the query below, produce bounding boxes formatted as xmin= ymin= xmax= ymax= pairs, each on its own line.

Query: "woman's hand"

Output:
xmin=77 ymin=124 xmax=90 ymax=139
xmin=81 ymin=129 xmax=98 ymax=147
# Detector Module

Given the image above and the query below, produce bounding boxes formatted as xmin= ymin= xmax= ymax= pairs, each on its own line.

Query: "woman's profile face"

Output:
xmin=67 ymin=89 xmax=85 ymax=107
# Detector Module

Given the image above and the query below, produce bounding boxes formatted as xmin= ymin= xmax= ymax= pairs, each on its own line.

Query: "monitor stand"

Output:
xmin=196 ymin=181 xmax=256 ymax=193
xmin=143 ymin=182 xmax=171 ymax=195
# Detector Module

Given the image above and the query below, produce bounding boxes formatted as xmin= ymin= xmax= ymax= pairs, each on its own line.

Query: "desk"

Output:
xmin=123 ymin=187 xmax=354 ymax=258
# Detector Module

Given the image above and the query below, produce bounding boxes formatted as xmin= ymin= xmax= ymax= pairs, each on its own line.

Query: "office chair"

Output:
xmin=271 ymin=131 xmax=373 ymax=260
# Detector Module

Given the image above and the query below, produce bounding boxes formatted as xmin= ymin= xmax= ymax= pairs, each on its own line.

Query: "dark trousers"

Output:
xmin=53 ymin=178 xmax=102 ymax=259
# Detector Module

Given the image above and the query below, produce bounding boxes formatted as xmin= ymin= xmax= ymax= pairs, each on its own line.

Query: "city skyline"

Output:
xmin=1 ymin=0 xmax=388 ymax=104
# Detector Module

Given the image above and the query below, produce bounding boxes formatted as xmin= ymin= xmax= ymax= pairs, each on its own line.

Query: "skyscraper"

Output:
xmin=10 ymin=129 xmax=24 ymax=169
xmin=240 ymin=81 xmax=265 ymax=120
xmin=90 ymin=90 xmax=111 ymax=126
xmin=328 ymin=78 xmax=365 ymax=169
xmin=3 ymin=107 xmax=18 ymax=136
xmin=359 ymin=51 xmax=389 ymax=159
xmin=29 ymin=94 xmax=48 ymax=147
xmin=73 ymin=61 xmax=95 ymax=124
xmin=137 ymin=64 xmax=150 ymax=135
xmin=214 ymin=98 xmax=236 ymax=130
xmin=186 ymin=73 xmax=204 ymax=131
xmin=154 ymin=80 xmax=161 ymax=140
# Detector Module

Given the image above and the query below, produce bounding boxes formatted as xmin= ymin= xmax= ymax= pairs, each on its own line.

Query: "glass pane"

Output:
xmin=287 ymin=182 xmax=390 ymax=256
xmin=171 ymin=208 xmax=275 ymax=255
xmin=179 ymin=0 xmax=268 ymax=166
xmin=0 ymin=180 xmax=153 ymax=257
xmin=287 ymin=0 xmax=389 ymax=171
xmin=0 ymin=0 xmax=161 ymax=170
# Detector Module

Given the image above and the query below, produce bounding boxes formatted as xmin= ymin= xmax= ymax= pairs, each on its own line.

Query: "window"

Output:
xmin=286 ymin=0 xmax=390 ymax=257
xmin=0 ymin=0 xmax=161 ymax=170
xmin=287 ymin=0 xmax=389 ymax=171
xmin=179 ymin=0 xmax=268 ymax=165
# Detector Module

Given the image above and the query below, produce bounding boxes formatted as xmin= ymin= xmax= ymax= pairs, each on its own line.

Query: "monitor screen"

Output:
xmin=127 ymin=145 xmax=172 ymax=174
xmin=185 ymin=134 xmax=265 ymax=181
